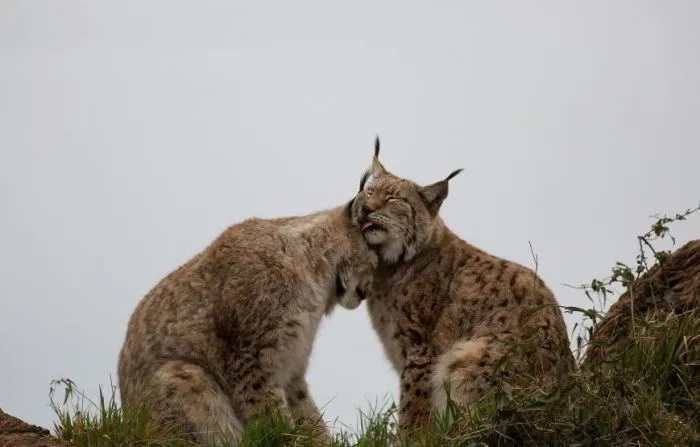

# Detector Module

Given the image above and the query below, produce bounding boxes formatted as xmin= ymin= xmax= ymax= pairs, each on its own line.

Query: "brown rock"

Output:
xmin=0 ymin=408 xmax=68 ymax=447
xmin=582 ymin=238 xmax=700 ymax=366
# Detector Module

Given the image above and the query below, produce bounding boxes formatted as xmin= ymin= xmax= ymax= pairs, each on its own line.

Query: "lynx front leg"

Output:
xmin=229 ymin=344 xmax=293 ymax=426
xmin=235 ymin=366 xmax=291 ymax=424
xmin=398 ymin=354 xmax=434 ymax=436
xmin=285 ymin=375 xmax=333 ymax=441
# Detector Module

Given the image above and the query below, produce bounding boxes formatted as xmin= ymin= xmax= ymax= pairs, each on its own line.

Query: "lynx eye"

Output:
xmin=387 ymin=196 xmax=402 ymax=203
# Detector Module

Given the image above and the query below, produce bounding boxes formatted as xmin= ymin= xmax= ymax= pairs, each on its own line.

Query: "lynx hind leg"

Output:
xmin=431 ymin=337 xmax=506 ymax=419
xmin=150 ymin=361 xmax=243 ymax=446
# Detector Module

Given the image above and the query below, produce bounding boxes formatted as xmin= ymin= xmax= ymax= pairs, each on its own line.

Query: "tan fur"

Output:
xmin=350 ymin=144 xmax=575 ymax=434
xmin=117 ymin=204 xmax=377 ymax=446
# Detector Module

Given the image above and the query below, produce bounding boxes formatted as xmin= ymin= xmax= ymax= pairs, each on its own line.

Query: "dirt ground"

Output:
xmin=0 ymin=408 xmax=67 ymax=447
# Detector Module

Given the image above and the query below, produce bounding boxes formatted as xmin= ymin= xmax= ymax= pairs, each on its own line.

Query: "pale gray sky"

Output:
xmin=1 ymin=1 xmax=699 ymax=434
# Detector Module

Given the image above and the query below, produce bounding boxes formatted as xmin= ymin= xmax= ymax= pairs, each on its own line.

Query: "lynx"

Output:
xmin=350 ymin=139 xmax=576 ymax=435
xmin=117 ymin=202 xmax=377 ymax=446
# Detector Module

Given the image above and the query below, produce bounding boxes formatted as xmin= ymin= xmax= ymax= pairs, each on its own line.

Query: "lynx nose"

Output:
xmin=361 ymin=204 xmax=374 ymax=217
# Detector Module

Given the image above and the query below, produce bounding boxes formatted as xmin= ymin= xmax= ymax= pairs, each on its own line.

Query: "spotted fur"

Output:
xmin=350 ymin=140 xmax=575 ymax=435
xmin=118 ymin=204 xmax=377 ymax=446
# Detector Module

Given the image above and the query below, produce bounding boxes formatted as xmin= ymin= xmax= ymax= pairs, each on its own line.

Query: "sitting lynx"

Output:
xmin=350 ymin=139 xmax=575 ymax=435
xmin=117 ymin=202 xmax=377 ymax=446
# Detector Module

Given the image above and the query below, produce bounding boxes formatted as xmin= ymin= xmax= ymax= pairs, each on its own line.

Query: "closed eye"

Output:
xmin=387 ymin=196 xmax=405 ymax=203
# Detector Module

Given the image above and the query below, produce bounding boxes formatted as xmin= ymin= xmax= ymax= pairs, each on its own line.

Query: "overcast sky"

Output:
xmin=1 ymin=1 xmax=699 ymax=435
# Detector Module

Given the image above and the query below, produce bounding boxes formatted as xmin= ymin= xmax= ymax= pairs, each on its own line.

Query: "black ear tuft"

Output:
xmin=359 ymin=169 xmax=371 ymax=191
xmin=445 ymin=168 xmax=463 ymax=182
xmin=374 ymin=136 xmax=380 ymax=157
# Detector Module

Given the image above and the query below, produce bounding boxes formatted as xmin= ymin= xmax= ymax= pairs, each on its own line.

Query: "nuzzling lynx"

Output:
xmin=118 ymin=202 xmax=377 ymax=446
xmin=350 ymin=139 xmax=575 ymax=436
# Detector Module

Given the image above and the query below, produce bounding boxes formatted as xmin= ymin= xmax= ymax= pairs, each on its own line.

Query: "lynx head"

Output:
xmin=350 ymin=137 xmax=462 ymax=264
xmin=327 ymin=245 xmax=378 ymax=314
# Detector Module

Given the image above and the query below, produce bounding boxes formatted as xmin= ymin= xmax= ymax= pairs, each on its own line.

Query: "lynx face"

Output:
xmin=350 ymin=138 xmax=462 ymax=264
xmin=336 ymin=267 xmax=372 ymax=310
xmin=351 ymin=175 xmax=428 ymax=264
xmin=328 ymin=247 xmax=378 ymax=313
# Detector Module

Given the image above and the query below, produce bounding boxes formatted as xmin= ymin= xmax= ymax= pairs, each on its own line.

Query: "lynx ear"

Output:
xmin=419 ymin=168 xmax=463 ymax=215
xmin=358 ymin=168 xmax=371 ymax=192
xmin=371 ymin=135 xmax=389 ymax=177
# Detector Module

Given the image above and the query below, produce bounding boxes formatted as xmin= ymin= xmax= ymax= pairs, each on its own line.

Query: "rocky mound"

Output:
xmin=0 ymin=408 xmax=67 ymax=447
xmin=582 ymin=238 xmax=700 ymax=366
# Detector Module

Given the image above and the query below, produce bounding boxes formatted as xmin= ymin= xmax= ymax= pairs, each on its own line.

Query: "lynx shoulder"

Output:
xmin=350 ymin=139 xmax=575 ymax=434
xmin=117 ymin=203 xmax=377 ymax=446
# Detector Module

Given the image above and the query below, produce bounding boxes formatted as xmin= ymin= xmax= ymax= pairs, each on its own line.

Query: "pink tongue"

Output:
xmin=361 ymin=221 xmax=374 ymax=231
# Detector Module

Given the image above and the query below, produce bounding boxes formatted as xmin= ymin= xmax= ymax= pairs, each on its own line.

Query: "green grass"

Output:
xmin=47 ymin=305 xmax=700 ymax=447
